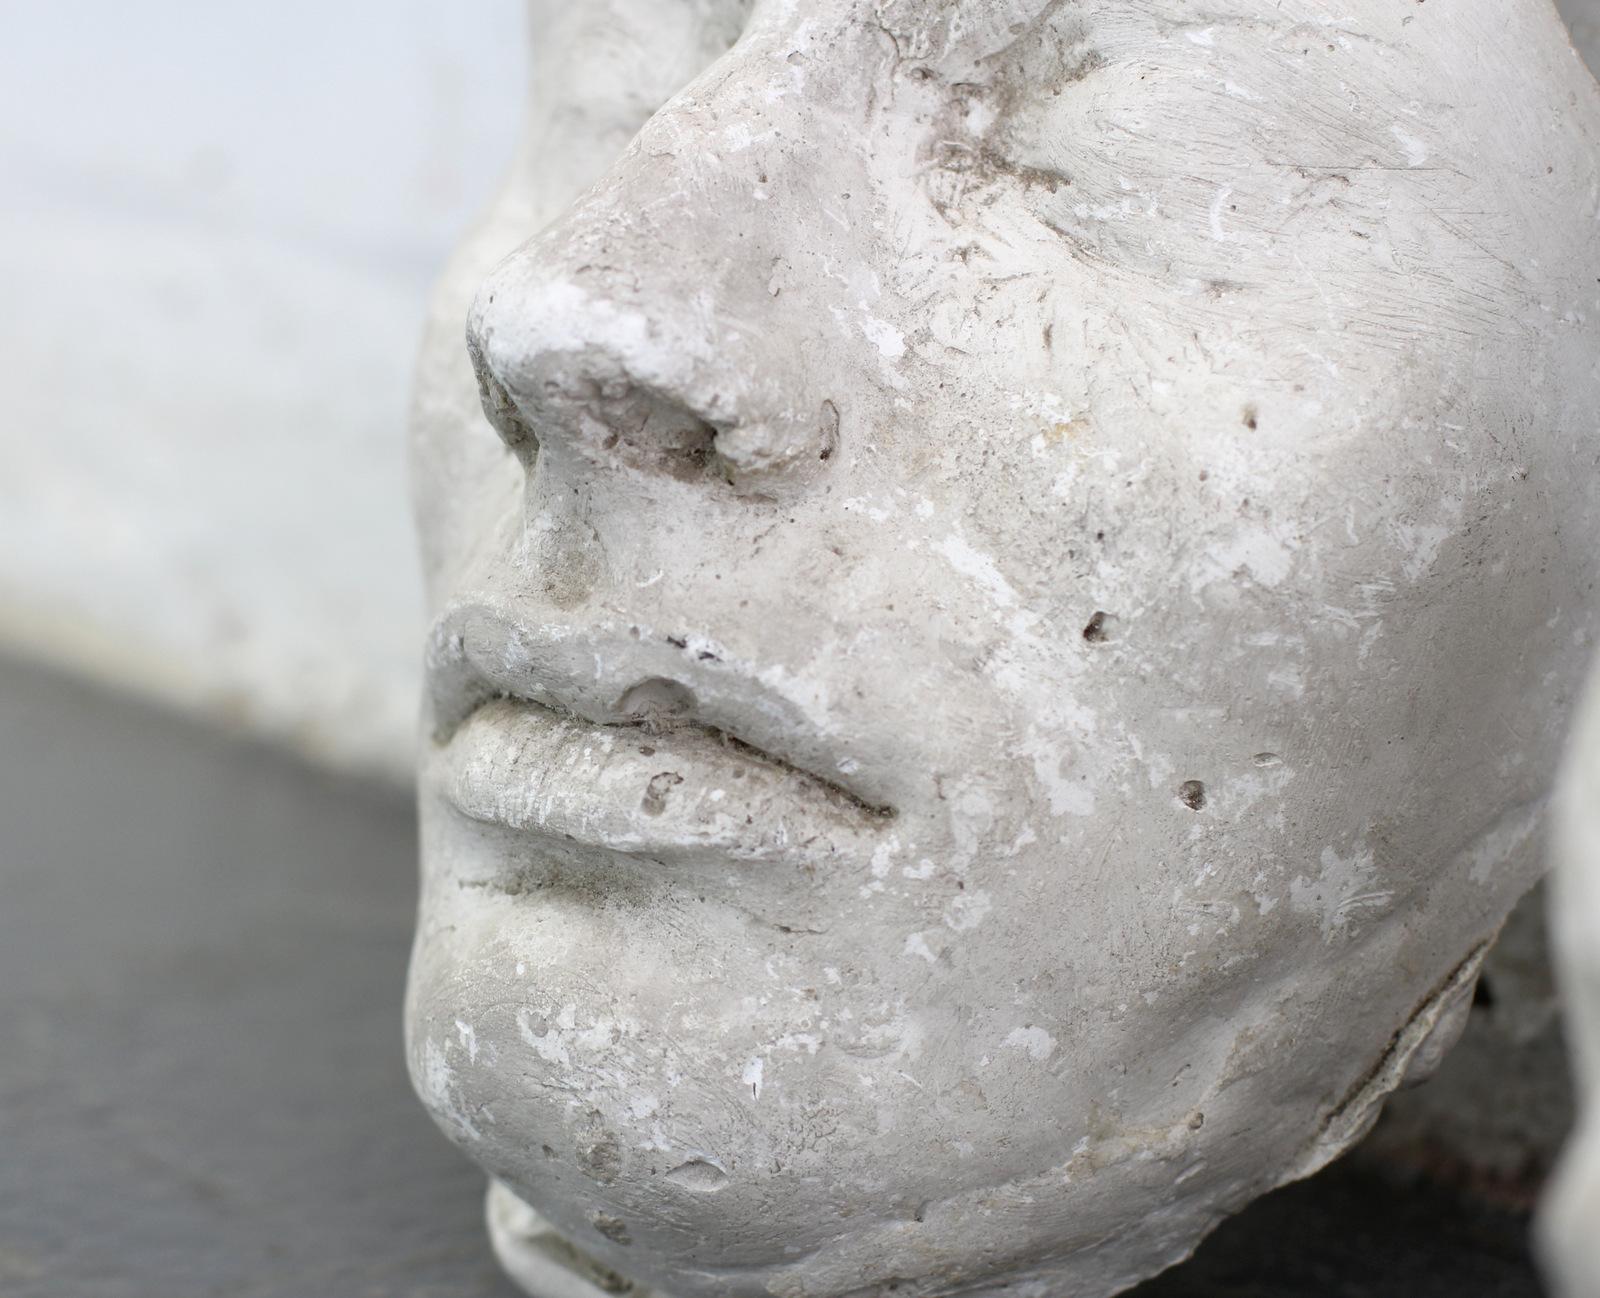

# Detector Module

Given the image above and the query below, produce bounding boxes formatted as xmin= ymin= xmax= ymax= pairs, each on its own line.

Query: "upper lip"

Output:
xmin=424 ymin=603 xmax=895 ymax=863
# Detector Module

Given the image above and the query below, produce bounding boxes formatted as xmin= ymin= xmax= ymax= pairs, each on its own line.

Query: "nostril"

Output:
xmin=587 ymin=384 xmax=720 ymax=482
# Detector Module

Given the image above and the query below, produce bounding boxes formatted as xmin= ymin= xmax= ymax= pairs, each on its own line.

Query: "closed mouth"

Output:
xmin=434 ymin=694 xmax=894 ymax=868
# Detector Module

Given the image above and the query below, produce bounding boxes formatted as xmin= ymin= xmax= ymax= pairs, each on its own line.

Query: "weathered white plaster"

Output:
xmin=1542 ymin=661 xmax=1600 ymax=1298
xmin=405 ymin=1 xmax=1600 ymax=1295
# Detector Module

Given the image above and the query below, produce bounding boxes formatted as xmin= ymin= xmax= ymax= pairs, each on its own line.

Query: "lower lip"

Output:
xmin=436 ymin=697 xmax=887 ymax=867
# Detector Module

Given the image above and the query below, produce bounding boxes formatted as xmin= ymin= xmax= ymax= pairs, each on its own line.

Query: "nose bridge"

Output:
xmin=468 ymin=51 xmax=842 ymax=486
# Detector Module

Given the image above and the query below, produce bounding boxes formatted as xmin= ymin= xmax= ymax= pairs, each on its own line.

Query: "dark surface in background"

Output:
xmin=0 ymin=653 xmax=1547 ymax=1297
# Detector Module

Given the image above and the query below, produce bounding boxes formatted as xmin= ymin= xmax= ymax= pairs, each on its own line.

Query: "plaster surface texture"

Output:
xmin=0 ymin=1 xmax=522 ymax=781
xmin=1543 ymin=662 xmax=1600 ymax=1298
xmin=405 ymin=2 xmax=1600 ymax=1295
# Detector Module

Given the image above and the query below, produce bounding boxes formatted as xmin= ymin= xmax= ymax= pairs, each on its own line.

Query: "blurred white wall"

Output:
xmin=0 ymin=1 xmax=523 ymax=781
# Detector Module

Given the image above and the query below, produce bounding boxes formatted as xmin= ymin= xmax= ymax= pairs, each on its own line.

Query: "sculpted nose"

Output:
xmin=465 ymin=209 xmax=838 ymax=488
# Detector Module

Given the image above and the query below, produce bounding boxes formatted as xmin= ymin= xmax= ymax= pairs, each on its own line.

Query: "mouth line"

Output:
xmin=441 ymin=689 xmax=895 ymax=821
xmin=624 ymin=713 xmax=895 ymax=821
xmin=433 ymin=692 xmax=895 ymax=863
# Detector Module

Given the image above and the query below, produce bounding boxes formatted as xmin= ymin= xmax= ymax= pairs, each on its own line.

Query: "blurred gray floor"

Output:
xmin=0 ymin=654 xmax=519 ymax=1298
xmin=0 ymin=652 xmax=1547 ymax=1297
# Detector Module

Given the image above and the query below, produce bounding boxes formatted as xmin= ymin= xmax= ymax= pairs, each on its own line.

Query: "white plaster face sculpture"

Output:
xmin=406 ymin=2 xmax=1600 ymax=1295
xmin=1543 ymin=662 xmax=1600 ymax=1298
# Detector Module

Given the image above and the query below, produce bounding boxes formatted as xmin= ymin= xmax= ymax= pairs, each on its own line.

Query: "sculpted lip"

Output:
xmin=436 ymin=695 xmax=893 ymax=865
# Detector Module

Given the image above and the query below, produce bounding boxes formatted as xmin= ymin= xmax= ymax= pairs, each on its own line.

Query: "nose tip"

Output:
xmin=467 ymin=282 xmax=720 ymax=480
xmin=466 ymin=249 xmax=837 ymax=485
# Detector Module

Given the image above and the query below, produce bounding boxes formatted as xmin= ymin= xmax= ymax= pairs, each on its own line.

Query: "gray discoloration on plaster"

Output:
xmin=408 ymin=1 xmax=1600 ymax=1295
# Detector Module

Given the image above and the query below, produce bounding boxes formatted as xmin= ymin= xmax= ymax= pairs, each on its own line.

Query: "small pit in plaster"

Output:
xmin=1178 ymin=780 xmax=1207 ymax=811
xmin=1082 ymin=611 xmax=1117 ymax=643
xmin=590 ymin=1211 xmax=632 ymax=1246
xmin=642 ymin=771 xmax=684 ymax=816
xmin=819 ymin=399 xmax=840 ymax=460
xmin=664 ymin=1158 xmax=731 ymax=1193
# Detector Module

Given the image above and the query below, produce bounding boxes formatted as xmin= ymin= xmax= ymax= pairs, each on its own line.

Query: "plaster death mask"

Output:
xmin=406 ymin=2 xmax=1600 ymax=1294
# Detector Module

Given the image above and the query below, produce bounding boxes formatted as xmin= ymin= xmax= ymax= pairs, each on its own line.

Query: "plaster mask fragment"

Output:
xmin=406 ymin=1 xmax=1600 ymax=1295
